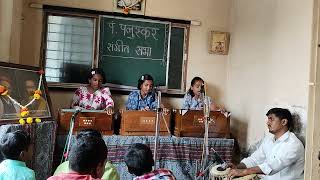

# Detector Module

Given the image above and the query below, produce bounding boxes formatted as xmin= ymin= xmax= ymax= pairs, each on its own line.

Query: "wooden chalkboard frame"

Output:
xmin=41 ymin=5 xmax=190 ymax=95
xmin=98 ymin=15 xmax=171 ymax=90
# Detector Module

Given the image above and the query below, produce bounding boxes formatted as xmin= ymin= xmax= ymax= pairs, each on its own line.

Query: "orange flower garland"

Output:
xmin=1 ymin=70 xmax=45 ymax=124
xmin=0 ymin=85 xmax=8 ymax=96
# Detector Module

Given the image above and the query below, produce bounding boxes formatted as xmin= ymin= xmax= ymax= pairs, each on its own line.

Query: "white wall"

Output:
xmin=226 ymin=0 xmax=314 ymax=149
xmin=0 ymin=0 xmax=13 ymax=62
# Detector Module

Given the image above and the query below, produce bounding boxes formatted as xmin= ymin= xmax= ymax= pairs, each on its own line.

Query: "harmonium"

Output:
xmin=120 ymin=110 xmax=171 ymax=136
xmin=174 ymin=110 xmax=230 ymax=138
xmin=58 ymin=109 xmax=113 ymax=135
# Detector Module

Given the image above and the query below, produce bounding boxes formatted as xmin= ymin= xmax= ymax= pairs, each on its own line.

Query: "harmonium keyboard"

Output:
xmin=173 ymin=110 xmax=230 ymax=138
xmin=120 ymin=110 xmax=171 ymax=136
xmin=58 ymin=109 xmax=113 ymax=135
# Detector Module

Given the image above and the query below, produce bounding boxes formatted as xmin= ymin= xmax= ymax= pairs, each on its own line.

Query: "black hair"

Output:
xmin=124 ymin=143 xmax=154 ymax=176
xmin=187 ymin=77 xmax=204 ymax=97
xmin=266 ymin=108 xmax=293 ymax=129
xmin=137 ymin=74 xmax=154 ymax=90
xmin=0 ymin=130 xmax=31 ymax=160
xmin=69 ymin=136 xmax=108 ymax=175
xmin=88 ymin=68 xmax=106 ymax=84
xmin=76 ymin=129 xmax=102 ymax=139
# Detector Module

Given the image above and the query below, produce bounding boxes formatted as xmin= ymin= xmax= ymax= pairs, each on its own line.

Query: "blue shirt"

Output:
xmin=182 ymin=93 xmax=212 ymax=110
xmin=126 ymin=90 xmax=158 ymax=110
xmin=0 ymin=159 xmax=35 ymax=180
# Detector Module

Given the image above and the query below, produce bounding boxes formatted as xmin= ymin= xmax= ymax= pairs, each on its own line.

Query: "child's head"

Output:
xmin=188 ymin=77 xmax=204 ymax=97
xmin=88 ymin=68 xmax=106 ymax=90
xmin=124 ymin=143 xmax=154 ymax=176
xmin=0 ymin=130 xmax=31 ymax=160
xmin=76 ymin=129 xmax=102 ymax=139
xmin=69 ymin=135 xmax=108 ymax=178
xmin=137 ymin=74 xmax=154 ymax=95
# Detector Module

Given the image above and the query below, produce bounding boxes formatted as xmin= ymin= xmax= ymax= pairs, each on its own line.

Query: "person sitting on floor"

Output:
xmin=227 ymin=108 xmax=305 ymax=180
xmin=125 ymin=143 xmax=176 ymax=180
xmin=48 ymin=135 xmax=108 ymax=180
xmin=53 ymin=129 xmax=119 ymax=180
xmin=0 ymin=130 xmax=35 ymax=180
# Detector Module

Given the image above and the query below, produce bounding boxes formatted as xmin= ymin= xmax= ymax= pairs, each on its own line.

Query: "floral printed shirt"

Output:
xmin=71 ymin=86 xmax=114 ymax=110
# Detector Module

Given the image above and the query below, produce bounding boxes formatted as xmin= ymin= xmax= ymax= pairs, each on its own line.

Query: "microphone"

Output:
xmin=72 ymin=108 xmax=82 ymax=118
xmin=200 ymin=84 xmax=205 ymax=94
xmin=151 ymin=86 xmax=159 ymax=94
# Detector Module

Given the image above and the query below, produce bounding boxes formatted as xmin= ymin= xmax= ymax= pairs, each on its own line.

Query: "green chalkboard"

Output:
xmin=99 ymin=16 xmax=170 ymax=87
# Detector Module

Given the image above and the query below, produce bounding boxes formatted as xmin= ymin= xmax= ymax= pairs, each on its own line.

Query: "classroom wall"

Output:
xmin=226 ymin=0 xmax=314 ymax=150
xmin=1 ymin=0 xmax=315 ymax=154
xmin=0 ymin=0 xmax=24 ymax=64
xmin=15 ymin=0 xmax=232 ymax=118
xmin=0 ymin=0 xmax=13 ymax=62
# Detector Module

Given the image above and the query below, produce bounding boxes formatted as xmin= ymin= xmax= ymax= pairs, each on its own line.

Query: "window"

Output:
xmin=45 ymin=15 xmax=95 ymax=84
xmin=43 ymin=9 xmax=189 ymax=94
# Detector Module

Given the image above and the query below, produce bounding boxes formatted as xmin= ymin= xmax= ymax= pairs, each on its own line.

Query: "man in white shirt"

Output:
xmin=227 ymin=108 xmax=305 ymax=180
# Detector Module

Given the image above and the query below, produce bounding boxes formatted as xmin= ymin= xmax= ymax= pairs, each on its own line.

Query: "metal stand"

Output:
xmin=153 ymin=91 xmax=170 ymax=169
xmin=61 ymin=109 xmax=80 ymax=163
xmin=196 ymin=94 xmax=214 ymax=180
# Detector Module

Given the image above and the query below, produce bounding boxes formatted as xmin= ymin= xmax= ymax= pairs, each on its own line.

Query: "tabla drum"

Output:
xmin=209 ymin=164 xmax=230 ymax=180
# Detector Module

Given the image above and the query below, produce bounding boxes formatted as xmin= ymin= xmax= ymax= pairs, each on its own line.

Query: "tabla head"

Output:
xmin=209 ymin=164 xmax=230 ymax=180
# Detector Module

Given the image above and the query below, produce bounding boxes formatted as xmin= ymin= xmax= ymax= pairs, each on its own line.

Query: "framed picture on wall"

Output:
xmin=209 ymin=31 xmax=230 ymax=55
xmin=113 ymin=0 xmax=146 ymax=15
xmin=0 ymin=62 xmax=53 ymax=123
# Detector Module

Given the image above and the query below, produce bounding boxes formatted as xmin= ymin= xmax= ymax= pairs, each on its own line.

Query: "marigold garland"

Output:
xmin=1 ymin=70 xmax=45 ymax=124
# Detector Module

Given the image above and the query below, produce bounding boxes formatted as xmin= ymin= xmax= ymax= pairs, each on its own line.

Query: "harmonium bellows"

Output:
xmin=120 ymin=110 xmax=171 ymax=136
xmin=58 ymin=109 xmax=113 ymax=135
xmin=174 ymin=110 xmax=230 ymax=138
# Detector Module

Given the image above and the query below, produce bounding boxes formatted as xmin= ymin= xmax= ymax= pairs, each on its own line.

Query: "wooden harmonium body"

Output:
xmin=174 ymin=110 xmax=230 ymax=138
xmin=58 ymin=109 xmax=113 ymax=135
xmin=120 ymin=110 xmax=171 ymax=136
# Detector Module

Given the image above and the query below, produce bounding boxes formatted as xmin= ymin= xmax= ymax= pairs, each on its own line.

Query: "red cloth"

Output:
xmin=133 ymin=169 xmax=176 ymax=180
xmin=47 ymin=172 xmax=102 ymax=180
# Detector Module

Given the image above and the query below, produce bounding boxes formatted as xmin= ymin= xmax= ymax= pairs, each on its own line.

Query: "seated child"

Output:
xmin=0 ymin=130 xmax=35 ymax=180
xmin=182 ymin=77 xmax=220 ymax=111
xmin=126 ymin=74 xmax=157 ymax=111
xmin=125 ymin=143 xmax=176 ymax=180
xmin=71 ymin=68 xmax=114 ymax=115
xmin=48 ymin=135 xmax=108 ymax=180
xmin=53 ymin=129 xmax=119 ymax=180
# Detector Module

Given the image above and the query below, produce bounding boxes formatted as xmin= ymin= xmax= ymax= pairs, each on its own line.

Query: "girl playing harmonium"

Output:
xmin=126 ymin=74 xmax=157 ymax=111
xmin=71 ymin=68 xmax=114 ymax=114
xmin=182 ymin=76 xmax=220 ymax=111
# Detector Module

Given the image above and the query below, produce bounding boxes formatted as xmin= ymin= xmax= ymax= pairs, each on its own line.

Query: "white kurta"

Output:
xmin=241 ymin=131 xmax=305 ymax=180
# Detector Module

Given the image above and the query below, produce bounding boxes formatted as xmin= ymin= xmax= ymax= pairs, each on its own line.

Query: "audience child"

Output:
xmin=53 ymin=129 xmax=119 ymax=180
xmin=48 ymin=135 xmax=108 ymax=180
xmin=125 ymin=143 xmax=176 ymax=180
xmin=0 ymin=130 xmax=35 ymax=180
